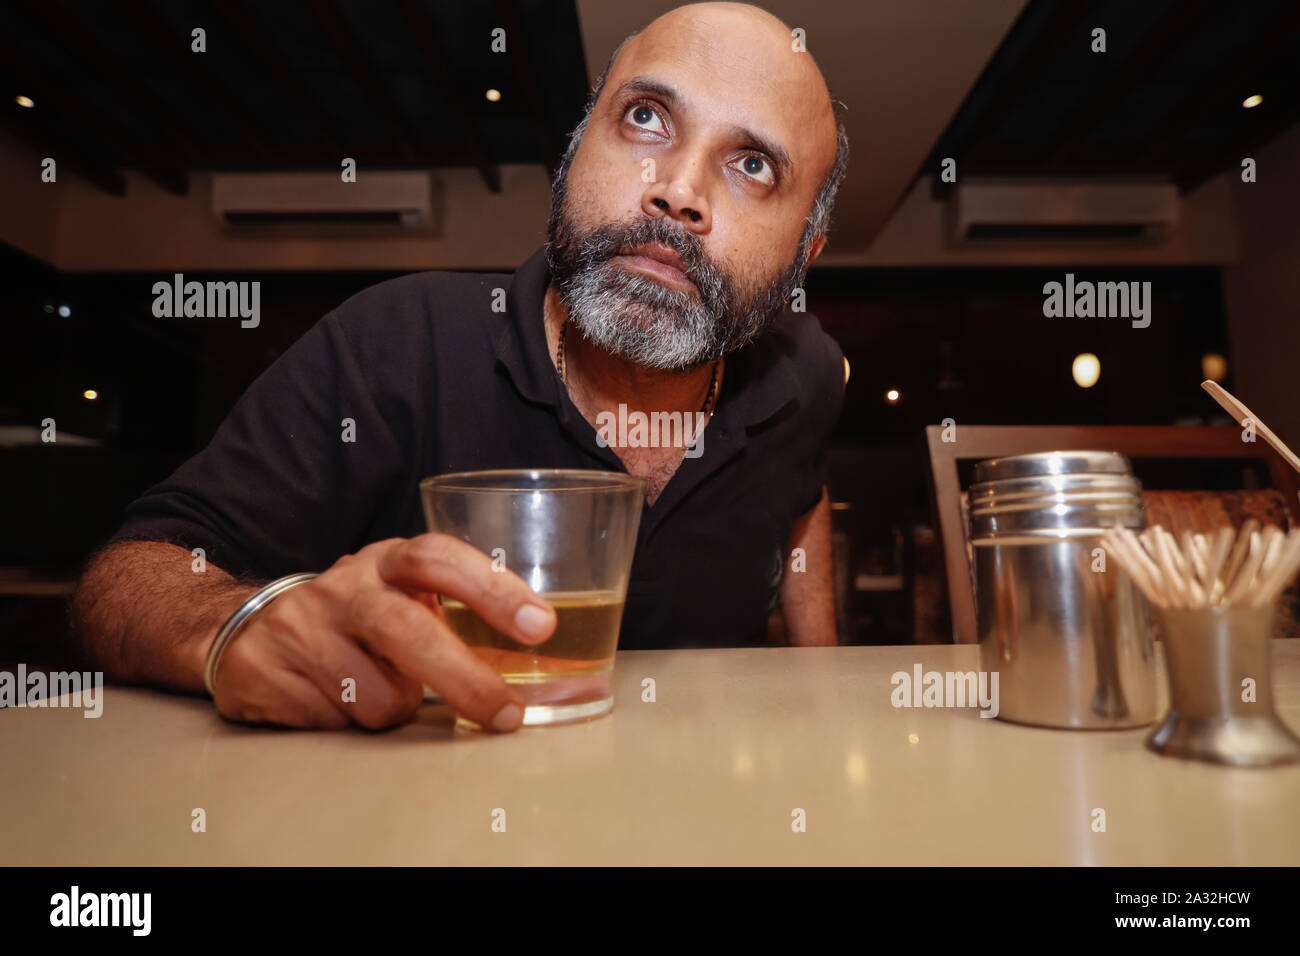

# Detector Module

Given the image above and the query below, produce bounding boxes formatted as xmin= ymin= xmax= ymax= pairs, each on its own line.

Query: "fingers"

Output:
xmin=292 ymin=626 xmax=426 ymax=730
xmin=271 ymin=671 xmax=353 ymax=730
xmin=375 ymin=534 xmax=556 ymax=646
xmin=343 ymin=584 xmax=529 ymax=732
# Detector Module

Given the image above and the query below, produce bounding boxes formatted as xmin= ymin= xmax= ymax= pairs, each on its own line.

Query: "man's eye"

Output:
xmin=734 ymin=154 xmax=775 ymax=186
xmin=625 ymin=103 xmax=666 ymax=135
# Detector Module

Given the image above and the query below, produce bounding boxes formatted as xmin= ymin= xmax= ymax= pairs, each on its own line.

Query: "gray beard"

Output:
xmin=548 ymin=210 xmax=810 ymax=372
xmin=559 ymin=257 xmax=729 ymax=371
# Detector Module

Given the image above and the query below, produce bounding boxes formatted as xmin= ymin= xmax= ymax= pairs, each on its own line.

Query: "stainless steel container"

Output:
xmin=972 ymin=450 xmax=1158 ymax=728
xmin=1147 ymin=605 xmax=1300 ymax=766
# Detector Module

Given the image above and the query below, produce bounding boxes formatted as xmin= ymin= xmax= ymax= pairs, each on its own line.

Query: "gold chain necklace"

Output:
xmin=555 ymin=318 xmax=721 ymax=417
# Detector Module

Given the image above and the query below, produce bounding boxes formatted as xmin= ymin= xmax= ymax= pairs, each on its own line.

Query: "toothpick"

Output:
xmin=1203 ymin=527 xmax=1234 ymax=599
xmin=1116 ymin=528 xmax=1169 ymax=607
xmin=1153 ymin=529 xmax=1189 ymax=608
xmin=1251 ymin=530 xmax=1300 ymax=606
xmin=1104 ymin=532 xmax=1163 ymax=608
xmin=1260 ymin=526 xmax=1285 ymax=576
xmin=1181 ymin=530 xmax=1209 ymax=589
xmin=1162 ymin=527 xmax=1192 ymax=583
xmin=1224 ymin=531 xmax=1267 ymax=605
xmin=1219 ymin=519 xmax=1260 ymax=600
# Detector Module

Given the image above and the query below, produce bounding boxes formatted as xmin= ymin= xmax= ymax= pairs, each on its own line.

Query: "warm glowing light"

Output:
xmin=885 ymin=388 xmax=900 ymax=404
xmin=1202 ymin=353 xmax=1227 ymax=382
xmin=845 ymin=752 xmax=868 ymax=784
xmin=16 ymin=95 xmax=35 ymax=109
xmin=1072 ymin=353 xmax=1101 ymax=388
xmin=842 ymin=356 xmax=851 ymax=384
xmin=485 ymin=89 xmax=502 ymax=102
xmin=1242 ymin=94 xmax=1263 ymax=109
xmin=82 ymin=389 xmax=98 ymax=401
xmin=908 ymin=733 xmax=919 ymax=744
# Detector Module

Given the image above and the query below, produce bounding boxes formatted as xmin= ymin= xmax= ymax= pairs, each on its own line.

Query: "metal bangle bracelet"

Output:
xmin=203 ymin=572 xmax=319 ymax=697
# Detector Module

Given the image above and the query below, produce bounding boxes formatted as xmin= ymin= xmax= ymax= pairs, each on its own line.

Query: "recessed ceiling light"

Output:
xmin=485 ymin=89 xmax=502 ymax=102
xmin=58 ymin=304 xmax=71 ymax=317
xmin=83 ymin=389 xmax=98 ymax=401
xmin=1242 ymin=94 xmax=1263 ymax=109
xmin=15 ymin=95 xmax=34 ymax=109
xmin=885 ymin=388 xmax=900 ymax=404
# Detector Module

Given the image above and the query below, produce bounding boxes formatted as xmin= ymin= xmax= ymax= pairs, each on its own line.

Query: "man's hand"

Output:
xmin=210 ymin=535 xmax=556 ymax=732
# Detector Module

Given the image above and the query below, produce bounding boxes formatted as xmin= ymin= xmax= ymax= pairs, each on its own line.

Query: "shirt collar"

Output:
xmin=494 ymin=245 xmax=801 ymax=428
xmin=494 ymin=246 xmax=563 ymax=408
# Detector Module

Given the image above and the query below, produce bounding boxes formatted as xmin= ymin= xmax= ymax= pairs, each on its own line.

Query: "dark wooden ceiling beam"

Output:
xmin=494 ymin=0 xmax=560 ymax=177
xmin=19 ymin=0 xmax=211 ymax=166
xmin=0 ymin=107 xmax=126 ymax=196
xmin=1136 ymin=1 xmax=1300 ymax=167
xmin=1176 ymin=94 xmax=1300 ymax=193
xmin=960 ymin=2 xmax=1097 ymax=170
xmin=931 ymin=153 xmax=1172 ymax=179
xmin=400 ymin=0 xmax=501 ymax=192
xmin=210 ymin=0 xmax=345 ymax=155
xmin=308 ymin=0 xmax=421 ymax=165
xmin=1047 ymin=0 xmax=1217 ymax=166
xmin=111 ymin=0 xmax=280 ymax=149
xmin=192 ymin=139 xmax=487 ymax=171
xmin=0 ymin=38 xmax=188 ymax=195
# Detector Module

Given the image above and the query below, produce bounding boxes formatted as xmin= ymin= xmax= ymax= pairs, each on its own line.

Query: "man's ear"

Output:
xmin=807 ymin=234 xmax=827 ymax=264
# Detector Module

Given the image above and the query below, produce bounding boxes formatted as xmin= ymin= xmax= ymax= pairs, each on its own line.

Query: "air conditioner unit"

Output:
xmin=211 ymin=171 xmax=441 ymax=233
xmin=949 ymin=179 xmax=1180 ymax=241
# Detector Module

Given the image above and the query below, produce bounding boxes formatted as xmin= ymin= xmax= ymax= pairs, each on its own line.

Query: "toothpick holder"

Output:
xmin=1147 ymin=605 xmax=1300 ymax=767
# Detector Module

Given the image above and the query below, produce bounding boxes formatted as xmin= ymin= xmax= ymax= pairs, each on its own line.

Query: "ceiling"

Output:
xmin=0 ymin=0 xmax=591 ymax=195
xmin=577 ymin=0 xmax=1029 ymax=254
xmin=925 ymin=0 xmax=1300 ymax=195
xmin=3 ymin=0 xmax=1298 ymax=256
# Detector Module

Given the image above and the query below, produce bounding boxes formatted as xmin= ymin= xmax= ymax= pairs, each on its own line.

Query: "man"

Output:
xmin=72 ymin=2 xmax=848 ymax=733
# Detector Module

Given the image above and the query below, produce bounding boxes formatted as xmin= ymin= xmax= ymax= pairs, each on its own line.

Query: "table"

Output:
xmin=3 ymin=643 xmax=1299 ymax=865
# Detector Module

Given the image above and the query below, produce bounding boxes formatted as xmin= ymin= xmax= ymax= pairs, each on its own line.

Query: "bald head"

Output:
xmin=624 ymin=2 xmax=838 ymax=169
xmin=590 ymin=2 xmax=844 ymax=237
xmin=545 ymin=2 xmax=849 ymax=369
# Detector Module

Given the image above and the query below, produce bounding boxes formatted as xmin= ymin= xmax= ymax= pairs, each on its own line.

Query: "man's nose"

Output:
xmin=641 ymin=160 xmax=711 ymax=234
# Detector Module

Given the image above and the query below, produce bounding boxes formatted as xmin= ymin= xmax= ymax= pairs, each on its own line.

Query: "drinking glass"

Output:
xmin=420 ymin=469 xmax=644 ymax=727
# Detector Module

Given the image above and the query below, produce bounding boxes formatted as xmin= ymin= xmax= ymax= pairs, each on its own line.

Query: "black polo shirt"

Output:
xmin=109 ymin=247 xmax=844 ymax=649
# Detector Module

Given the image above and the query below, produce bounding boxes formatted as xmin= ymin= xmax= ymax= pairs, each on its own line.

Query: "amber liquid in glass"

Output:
xmin=441 ymin=590 xmax=624 ymax=682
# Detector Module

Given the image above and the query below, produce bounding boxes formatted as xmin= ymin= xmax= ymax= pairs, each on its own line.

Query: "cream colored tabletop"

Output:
xmin=3 ymin=642 xmax=1300 ymax=865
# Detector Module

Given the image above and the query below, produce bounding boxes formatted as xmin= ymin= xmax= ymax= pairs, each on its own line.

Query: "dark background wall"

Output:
xmin=1 ymin=241 xmax=1235 ymax=576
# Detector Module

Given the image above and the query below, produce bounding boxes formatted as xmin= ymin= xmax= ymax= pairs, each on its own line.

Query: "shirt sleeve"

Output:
xmin=107 ymin=304 xmax=405 ymax=580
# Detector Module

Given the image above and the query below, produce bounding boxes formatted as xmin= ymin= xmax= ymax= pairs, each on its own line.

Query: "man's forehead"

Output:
xmin=605 ymin=6 xmax=835 ymax=176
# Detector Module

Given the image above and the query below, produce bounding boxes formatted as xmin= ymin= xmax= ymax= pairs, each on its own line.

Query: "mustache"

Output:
xmin=569 ymin=218 xmax=722 ymax=293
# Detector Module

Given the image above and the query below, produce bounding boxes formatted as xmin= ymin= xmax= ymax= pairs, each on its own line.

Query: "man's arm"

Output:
xmin=71 ymin=534 xmax=561 ymax=732
xmin=778 ymin=486 xmax=837 ymax=646
xmin=71 ymin=541 xmax=260 ymax=693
